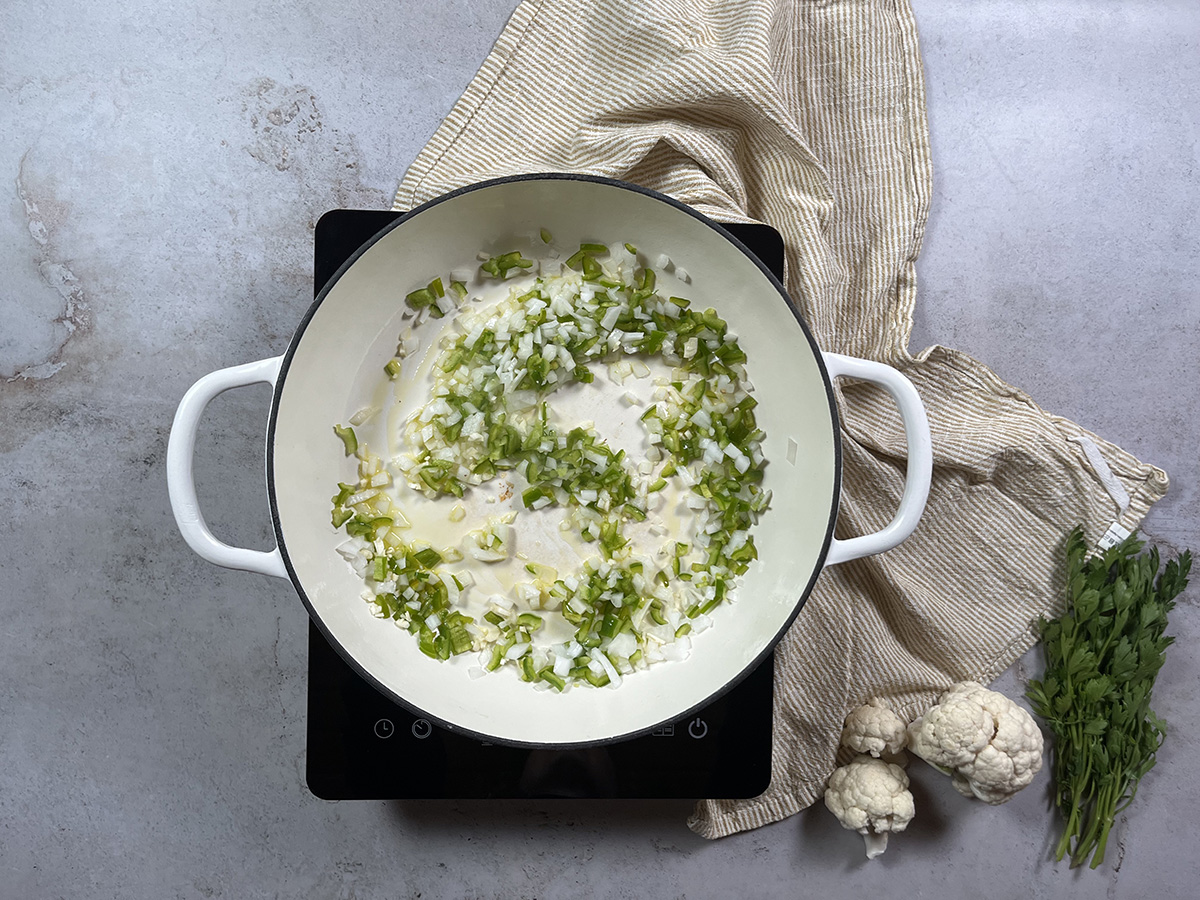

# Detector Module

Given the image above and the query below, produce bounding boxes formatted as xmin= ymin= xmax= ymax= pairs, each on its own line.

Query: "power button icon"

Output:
xmin=687 ymin=717 xmax=708 ymax=739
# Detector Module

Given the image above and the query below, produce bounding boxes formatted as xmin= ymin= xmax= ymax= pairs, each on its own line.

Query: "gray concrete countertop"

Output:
xmin=2 ymin=1 xmax=1196 ymax=897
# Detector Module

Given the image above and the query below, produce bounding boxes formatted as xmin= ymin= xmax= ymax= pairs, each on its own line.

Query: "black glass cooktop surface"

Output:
xmin=305 ymin=208 xmax=783 ymax=800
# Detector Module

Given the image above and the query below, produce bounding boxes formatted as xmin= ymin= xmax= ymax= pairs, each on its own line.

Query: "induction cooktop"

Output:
xmin=304 ymin=207 xmax=783 ymax=800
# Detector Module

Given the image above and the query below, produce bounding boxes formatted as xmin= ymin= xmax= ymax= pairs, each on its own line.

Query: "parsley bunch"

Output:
xmin=1027 ymin=527 xmax=1191 ymax=869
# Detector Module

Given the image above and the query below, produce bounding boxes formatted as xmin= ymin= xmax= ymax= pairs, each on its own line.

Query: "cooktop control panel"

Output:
xmin=306 ymin=620 xmax=773 ymax=799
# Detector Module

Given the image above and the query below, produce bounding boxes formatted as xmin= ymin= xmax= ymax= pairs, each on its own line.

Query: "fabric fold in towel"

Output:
xmin=392 ymin=0 xmax=1169 ymax=838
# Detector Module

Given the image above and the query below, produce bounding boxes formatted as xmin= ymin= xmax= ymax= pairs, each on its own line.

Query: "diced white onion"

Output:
xmin=596 ymin=652 xmax=622 ymax=687
xmin=505 ymin=642 xmax=531 ymax=660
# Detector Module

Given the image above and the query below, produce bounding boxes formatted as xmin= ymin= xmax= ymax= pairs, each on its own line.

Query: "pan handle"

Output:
xmin=166 ymin=357 xmax=289 ymax=579
xmin=821 ymin=352 xmax=932 ymax=566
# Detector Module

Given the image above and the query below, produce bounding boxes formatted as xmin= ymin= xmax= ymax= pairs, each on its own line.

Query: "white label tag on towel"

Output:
xmin=1069 ymin=435 xmax=1131 ymax=514
xmin=1096 ymin=522 xmax=1133 ymax=551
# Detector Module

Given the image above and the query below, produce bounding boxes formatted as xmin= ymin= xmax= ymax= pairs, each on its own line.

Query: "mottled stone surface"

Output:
xmin=1 ymin=1 xmax=1195 ymax=897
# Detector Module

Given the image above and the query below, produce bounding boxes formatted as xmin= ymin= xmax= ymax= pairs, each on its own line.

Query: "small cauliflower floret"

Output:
xmin=823 ymin=755 xmax=915 ymax=859
xmin=907 ymin=680 xmax=1044 ymax=805
xmin=841 ymin=698 xmax=909 ymax=761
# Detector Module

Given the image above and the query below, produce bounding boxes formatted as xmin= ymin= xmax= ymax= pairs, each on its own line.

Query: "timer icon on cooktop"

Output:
xmin=373 ymin=718 xmax=395 ymax=739
xmin=411 ymin=719 xmax=433 ymax=740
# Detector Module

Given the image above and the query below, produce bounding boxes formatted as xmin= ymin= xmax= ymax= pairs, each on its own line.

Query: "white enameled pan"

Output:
xmin=167 ymin=174 xmax=931 ymax=747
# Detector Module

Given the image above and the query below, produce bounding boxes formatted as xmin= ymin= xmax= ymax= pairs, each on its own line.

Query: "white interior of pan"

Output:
xmin=271 ymin=177 xmax=838 ymax=746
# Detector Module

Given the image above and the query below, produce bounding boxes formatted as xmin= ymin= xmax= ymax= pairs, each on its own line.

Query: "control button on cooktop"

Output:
xmin=411 ymin=719 xmax=433 ymax=740
xmin=374 ymin=718 xmax=395 ymax=739
xmin=687 ymin=717 xmax=708 ymax=739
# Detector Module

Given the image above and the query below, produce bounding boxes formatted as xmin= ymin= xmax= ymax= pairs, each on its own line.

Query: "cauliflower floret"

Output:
xmin=823 ymin=755 xmax=915 ymax=859
xmin=841 ymin=698 xmax=909 ymax=761
xmin=907 ymin=681 xmax=1044 ymax=805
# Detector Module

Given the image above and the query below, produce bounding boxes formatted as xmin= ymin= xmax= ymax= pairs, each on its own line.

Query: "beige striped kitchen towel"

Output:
xmin=393 ymin=0 xmax=1168 ymax=838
